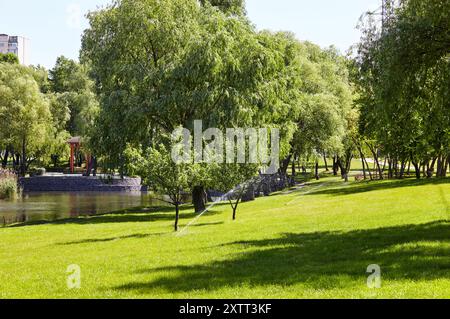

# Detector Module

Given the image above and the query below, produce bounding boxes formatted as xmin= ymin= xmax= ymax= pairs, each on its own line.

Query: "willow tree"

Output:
xmin=289 ymin=42 xmax=355 ymax=181
xmin=199 ymin=0 xmax=245 ymax=15
xmin=356 ymin=0 xmax=450 ymax=179
xmin=0 ymin=63 xmax=54 ymax=176
xmin=81 ymin=0 xmax=301 ymax=210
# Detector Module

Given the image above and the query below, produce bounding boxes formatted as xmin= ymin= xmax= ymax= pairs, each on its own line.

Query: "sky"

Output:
xmin=0 ymin=0 xmax=381 ymax=69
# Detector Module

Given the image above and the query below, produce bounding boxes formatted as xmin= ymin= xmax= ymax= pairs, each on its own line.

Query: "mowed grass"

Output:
xmin=0 ymin=177 xmax=449 ymax=299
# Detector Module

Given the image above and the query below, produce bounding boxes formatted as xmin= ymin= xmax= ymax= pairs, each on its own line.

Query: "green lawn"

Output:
xmin=0 ymin=177 xmax=449 ymax=299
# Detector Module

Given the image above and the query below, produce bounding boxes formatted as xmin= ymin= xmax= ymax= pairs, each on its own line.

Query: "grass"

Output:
xmin=0 ymin=176 xmax=449 ymax=299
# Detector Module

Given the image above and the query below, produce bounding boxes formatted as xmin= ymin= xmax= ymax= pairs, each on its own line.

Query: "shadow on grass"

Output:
xmin=57 ymin=222 xmax=225 ymax=246
xmin=8 ymin=205 xmax=226 ymax=228
xmin=58 ymin=232 xmax=168 ymax=245
xmin=306 ymin=177 xmax=450 ymax=197
xmin=115 ymin=220 xmax=450 ymax=294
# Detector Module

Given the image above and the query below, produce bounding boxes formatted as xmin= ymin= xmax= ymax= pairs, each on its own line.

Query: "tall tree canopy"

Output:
xmin=81 ymin=0 xmax=301 ymax=173
xmin=200 ymin=0 xmax=245 ymax=15
xmin=80 ymin=0 xmax=356 ymax=226
xmin=0 ymin=63 xmax=54 ymax=175
xmin=49 ymin=56 xmax=99 ymax=137
xmin=356 ymin=0 xmax=450 ymax=178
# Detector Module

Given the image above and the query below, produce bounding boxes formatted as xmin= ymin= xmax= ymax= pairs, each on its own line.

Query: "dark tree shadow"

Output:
xmin=8 ymin=206 xmax=224 ymax=228
xmin=58 ymin=232 xmax=168 ymax=245
xmin=56 ymin=222 xmax=224 ymax=246
xmin=190 ymin=222 xmax=224 ymax=227
xmin=114 ymin=221 xmax=450 ymax=294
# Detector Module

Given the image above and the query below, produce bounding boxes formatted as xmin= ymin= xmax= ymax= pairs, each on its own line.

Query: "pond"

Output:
xmin=0 ymin=192 xmax=171 ymax=226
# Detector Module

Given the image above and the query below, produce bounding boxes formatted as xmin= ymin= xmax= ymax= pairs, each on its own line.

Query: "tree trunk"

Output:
xmin=412 ymin=161 xmax=421 ymax=179
xmin=361 ymin=157 xmax=367 ymax=180
xmin=315 ymin=161 xmax=320 ymax=180
xmin=231 ymin=195 xmax=242 ymax=221
xmin=12 ymin=153 xmax=19 ymax=172
xmin=363 ymin=157 xmax=373 ymax=180
xmin=281 ymin=155 xmax=291 ymax=175
xmin=20 ymin=137 xmax=27 ymax=177
xmin=337 ymin=158 xmax=348 ymax=182
xmin=399 ymin=160 xmax=406 ymax=179
xmin=332 ymin=156 xmax=339 ymax=176
xmin=426 ymin=161 xmax=433 ymax=178
xmin=323 ymin=153 xmax=329 ymax=171
xmin=192 ymin=186 xmax=206 ymax=213
xmin=443 ymin=156 xmax=449 ymax=177
xmin=375 ymin=157 xmax=383 ymax=180
xmin=92 ymin=157 xmax=98 ymax=176
xmin=291 ymin=158 xmax=296 ymax=178
xmin=1 ymin=147 xmax=9 ymax=169
xmin=358 ymin=147 xmax=367 ymax=180
xmin=366 ymin=143 xmax=383 ymax=180
xmin=382 ymin=158 xmax=387 ymax=172
xmin=174 ymin=203 xmax=180 ymax=232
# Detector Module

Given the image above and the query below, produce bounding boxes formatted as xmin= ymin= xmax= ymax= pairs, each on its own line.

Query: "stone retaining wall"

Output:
xmin=19 ymin=176 xmax=146 ymax=192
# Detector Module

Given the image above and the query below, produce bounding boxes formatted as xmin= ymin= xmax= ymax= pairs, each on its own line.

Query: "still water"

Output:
xmin=0 ymin=192 xmax=169 ymax=225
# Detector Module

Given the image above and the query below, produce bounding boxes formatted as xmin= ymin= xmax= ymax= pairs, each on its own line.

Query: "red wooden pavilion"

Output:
xmin=67 ymin=137 xmax=91 ymax=174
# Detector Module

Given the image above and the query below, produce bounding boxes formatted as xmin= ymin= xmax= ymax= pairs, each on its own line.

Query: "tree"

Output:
xmin=0 ymin=53 xmax=19 ymax=64
xmin=81 ymin=0 xmax=301 ymax=201
xmin=141 ymin=143 xmax=192 ymax=231
xmin=289 ymin=43 xmax=354 ymax=181
xmin=0 ymin=63 xmax=54 ymax=176
xmin=355 ymin=0 xmax=450 ymax=179
xmin=199 ymin=0 xmax=245 ymax=15
xmin=49 ymin=56 xmax=99 ymax=137
xmin=213 ymin=163 xmax=259 ymax=220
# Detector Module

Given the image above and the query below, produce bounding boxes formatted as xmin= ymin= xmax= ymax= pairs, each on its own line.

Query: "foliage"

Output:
xmin=199 ymin=0 xmax=246 ymax=15
xmin=49 ymin=56 xmax=99 ymax=137
xmin=0 ymin=169 xmax=18 ymax=200
xmin=212 ymin=163 xmax=259 ymax=220
xmin=141 ymin=142 xmax=193 ymax=231
xmin=80 ymin=0 xmax=305 ymax=192
xmin=287 ymin=42 xmax=356 ymax=180
xmin=0 ymin=53 xmax=19 ymax=64
xmin=355 ymin=0 xmax=450 ymax=179
xmin=0 ymin=63 xmax=54 ymax=175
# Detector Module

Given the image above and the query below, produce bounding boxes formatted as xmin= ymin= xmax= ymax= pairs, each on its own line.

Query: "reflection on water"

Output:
xmin=0 ymin=192 xmax=169 ymax=225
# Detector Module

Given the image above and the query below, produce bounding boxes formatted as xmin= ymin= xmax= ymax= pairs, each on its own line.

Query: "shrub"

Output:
xmin=0 ymin=169 xmax=19 ymax=200
xmin=36 ymin=168 xmax=46 ymax=176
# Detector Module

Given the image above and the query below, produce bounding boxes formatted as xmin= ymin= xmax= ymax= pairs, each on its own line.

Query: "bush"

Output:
xmin=0 ymin=169 xmax=19 ymax=200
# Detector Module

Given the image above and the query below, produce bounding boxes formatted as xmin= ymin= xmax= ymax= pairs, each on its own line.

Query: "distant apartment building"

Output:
xmin=0 ymin=34 xmax=29 ymax=65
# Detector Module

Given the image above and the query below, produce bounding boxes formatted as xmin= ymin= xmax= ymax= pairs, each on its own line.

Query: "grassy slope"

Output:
xmin=0 ymin=177 xmax=449 ymax=299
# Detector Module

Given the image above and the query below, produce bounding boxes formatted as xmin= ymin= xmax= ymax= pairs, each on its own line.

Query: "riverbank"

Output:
xmin=0 ymin=177 xmax=449 ymax=298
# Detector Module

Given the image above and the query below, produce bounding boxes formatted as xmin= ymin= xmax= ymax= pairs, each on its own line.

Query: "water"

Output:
xmin=0 ymin=192 xmax=169 ymax=225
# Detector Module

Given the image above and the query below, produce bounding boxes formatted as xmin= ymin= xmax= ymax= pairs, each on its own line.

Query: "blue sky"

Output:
xmin=0 ymin=0 xmax=381 ymax=69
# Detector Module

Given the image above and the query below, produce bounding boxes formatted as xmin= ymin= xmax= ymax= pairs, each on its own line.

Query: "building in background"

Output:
xmin=0 ymin=34 xmax=29 ymax=65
